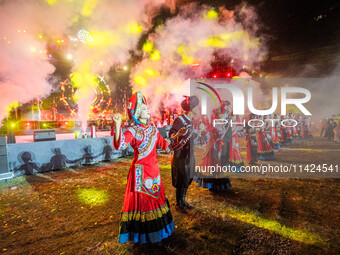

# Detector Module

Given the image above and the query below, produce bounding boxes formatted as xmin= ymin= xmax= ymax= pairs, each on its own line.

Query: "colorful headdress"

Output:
xmin=127 ymin=91 xmax=147 ymax=124
xmin=220 ymin=100 xmax=231 ymax=114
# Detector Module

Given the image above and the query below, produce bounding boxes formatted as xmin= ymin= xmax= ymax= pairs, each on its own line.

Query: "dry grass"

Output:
xmin=0 ymin=137 xmax=339 ymax=254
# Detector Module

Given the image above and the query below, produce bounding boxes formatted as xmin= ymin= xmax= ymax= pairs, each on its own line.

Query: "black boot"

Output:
xmin=175 ymin=188 xmax=187 ymax=213
xmin=182 ymin=188 xmax=194 ymax=210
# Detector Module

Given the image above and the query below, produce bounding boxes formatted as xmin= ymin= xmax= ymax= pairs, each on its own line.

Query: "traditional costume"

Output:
xmin=286 ymin=119 xmax=294 ymax=143
xmin=270 ymin=120 xmax=281 ymax=149
xmin=194 ymin=102 xmax=232 ymax=191
xmin=229 ymin=115 xmax=244 ymax=170
xmin=307 ymin=117 xmax=313 ymax=137
xmin=281 ymin=115 xmax=293 ymax=144
xmin=275 ymin=115 xmax=284 ymax=145
xmin=324 ymin=117 xmax=337 ymax=140
xmin=114 ymin=92 xmax=174 ymax=244
xmin=334 ymin=118 xmax=340 ymax=143
xmin=290 ymin=114 xmax=298 ymax=139
xmin=257 ymin=117 xmax=275 ymax=161
xmin=296 ymin=115 xmax=302 ymax=139
xmin=265 ymin=123 xmax=275 ymax=148
xmin=169 ymin=96 xmax=199 ymax=212
xmin=246 ymin=114 xmax=258 ymax=164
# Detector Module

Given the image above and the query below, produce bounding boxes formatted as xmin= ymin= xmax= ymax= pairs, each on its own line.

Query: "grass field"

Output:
xmin=0 ymin=137 xmax=339 ymax=254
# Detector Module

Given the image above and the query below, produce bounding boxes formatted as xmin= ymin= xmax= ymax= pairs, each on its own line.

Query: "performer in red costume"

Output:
xmin=112 ymin=91 xmax=185 ymax=244
xmin=257 ymin=116 xmax=275 ymax=161
xmin=270 ymin=114 xmax=281 ymax=149
xmin=229 ymin=115 xmax=244 ymax=170
xmin=286 ymin=116 xmax=294 ymax=143
xmin=264 ymin=116 xmax=275 ymax=148
xmin=281 ymin=115 xmax=292 ymax=144
xmin=194 ymin=101 xmax=232 ymax=191
xmin=246 ymin=114 xmax=258 ymax=164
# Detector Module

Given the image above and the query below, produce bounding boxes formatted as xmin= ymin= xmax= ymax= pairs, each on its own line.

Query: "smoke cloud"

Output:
xmin=130 ymin=3 xmax=267 ymax=115
xmin=0 ymin=0 xmax=168 ymax=125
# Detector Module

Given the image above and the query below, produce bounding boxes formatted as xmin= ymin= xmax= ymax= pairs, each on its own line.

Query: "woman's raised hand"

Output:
xmin=112 ymin=113 xmax=122 ymax=127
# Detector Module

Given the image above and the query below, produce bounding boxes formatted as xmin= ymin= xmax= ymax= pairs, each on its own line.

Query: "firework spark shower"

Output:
xmin=0 ymin=0 xmax=167 ymax=123
xmin=130 ymin=3 xmax=267 ymax=113
xmin=0 ymin=1 xmax=340 ymax=254
xmin=0 ymin=0 xmax=266 ymax=123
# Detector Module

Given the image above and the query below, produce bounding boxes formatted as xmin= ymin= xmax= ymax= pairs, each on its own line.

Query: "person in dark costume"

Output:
xmin=325 ymin=115 xmax=337 ymax=140
xmin=320 ymin=118 xmax=328 ymax=137
xmin=169 ymin=95 xmax=199 ymax=213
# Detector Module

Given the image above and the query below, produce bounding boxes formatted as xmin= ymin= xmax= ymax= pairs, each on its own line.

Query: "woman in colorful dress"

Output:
xmin=229 ymin=114 xmax=244 ymax=171
xmin=306 ymin=117 xmax=313 ymax=137
xmin=290 ymin=113 xmax=298 ymax=139
xmin=281 ymin=115 xmax=293 ymax=144
xmin=287 ymin=116 xmax=294 ymax=143
xmin=296 ymin=114 xmax=302 ymax=139
xmin=112 ymin=91 xmax=185 ymax=244
xmin=264 ymin=117 xmax=275 ymax=148
xmin=275 ymin=115 xmax=284 ymax=146
xmin=270 ymin=119 xmax=281 ymax=149
xmin=246 ymin=114 xmax=258 ymax=164
xmin=194 ymin=102 xmax=232 ymax=191
xmin=257 ymin=116 xmax=275 ymax=161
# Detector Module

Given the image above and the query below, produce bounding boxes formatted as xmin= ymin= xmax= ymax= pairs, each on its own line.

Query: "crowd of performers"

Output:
xmin=192 ymin=103 xmax=313 ymax=192
xmin=320 ymin=114 xmax=340 ymax=143
xmin=194 ymin=107 xmax=313 ymax=164
xmin=111 ymin=91 xmax=314 ymax=244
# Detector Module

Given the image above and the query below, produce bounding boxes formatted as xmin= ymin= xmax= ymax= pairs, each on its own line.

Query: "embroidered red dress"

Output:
xmin=114 ymin=123 xmax=174 ymax=244
xmin=246 ymin=125 xmax=258 ymax=163
xmin=257 ymin=126 xmax=275 ymax=161
xmin=270 ymin=125 xmax=281 ymax=149
xmin=194 ymin=120 xmax=232 ymax=191
xmin=229 ymin=126 xmax=244 ymax=170
xmin=287 ymin=126 xmax=293 ymax=142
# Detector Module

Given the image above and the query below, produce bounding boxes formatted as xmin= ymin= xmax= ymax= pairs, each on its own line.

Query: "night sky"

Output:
xmin=191 ymin=0 xmax=340 ymax=50
xmin=49 ymin=0 xmax=340 ymax=78
xmin=178 ymin=0 xmax=340 ymax=74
